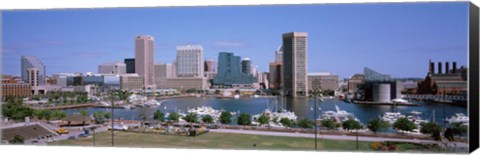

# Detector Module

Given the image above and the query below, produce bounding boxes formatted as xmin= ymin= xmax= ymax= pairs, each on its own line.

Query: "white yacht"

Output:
xmin=380 ymin=112 xmax=405 ymax=124
xmin=234 ymin=94 xmax=240 ymax=99
xmin=445 ymin=113 xmax=469 ymax=124
xmin=319 ymin=105 xmax=358 ymax=122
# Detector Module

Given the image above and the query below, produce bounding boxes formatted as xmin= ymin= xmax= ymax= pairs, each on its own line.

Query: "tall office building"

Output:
xmin=27 ymin=68 xmax=39 ymax=87
xmin=176 ymin=45 xmax=204 ymax=77
xmin=241 ymin=58 xmax=252 ymax=75
xmin=98 ymin=62 xmax=127 ymax=74
xmin=135 ymin=35 xmax=155 ymax=89
xmin=124 ymin=58 xmax=135 ymax=73
xmin=213 ymin=52 xmax=255 ymax=86
xmin=269 ymin=61 xmax=282 ymax=89
xmin=21 ymin=56 xmax=46 ymax=85
xmin=282 ymin=32 xmax=308 ymax=97
xmin=275 ymin=45 xmax=283 ymax=63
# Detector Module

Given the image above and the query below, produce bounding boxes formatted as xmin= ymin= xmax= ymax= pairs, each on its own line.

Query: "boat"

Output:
xmin=380 ymin=112 xmax=405 ymax=124
xmin=445 ymin=113 xmax=469 ymax=124
xmin=408 ymin=110 xmax=422 ymax=115
xmin=145 ymin=99 xmax=161 ymax=107
xmin=319 ymin=105 xmax=358 ymax=122
xmin=391 ymin=98 xmax=410 ymax=104
xmin=234 ymin=94 xmax=240 ymax=99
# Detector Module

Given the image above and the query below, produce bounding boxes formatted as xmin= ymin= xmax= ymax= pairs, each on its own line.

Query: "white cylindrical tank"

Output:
xmin=373 ymin=83 xmax=391 ymax=102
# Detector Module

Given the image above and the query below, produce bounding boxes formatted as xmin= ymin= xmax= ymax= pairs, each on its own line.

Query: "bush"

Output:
xmin=298 ymin=118 xmax=313 ymax=129
xmin=219 ymin=111 xmax=232 ymax=124
xmin=279 ymin=118 xmax=292 ymax=127
xmin=237 ymin=113 xmax=251 ymax=126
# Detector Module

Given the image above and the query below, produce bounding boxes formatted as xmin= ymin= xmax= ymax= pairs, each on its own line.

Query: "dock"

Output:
xmin=352 ymin=100 xmax=419 ymax=106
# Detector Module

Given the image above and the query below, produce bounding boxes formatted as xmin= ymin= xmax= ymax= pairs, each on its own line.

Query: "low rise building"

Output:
xmin=308 ymin=72 xmax=339 ymax=91
xmin=166 ymin=77 xmax=209 ymax=90
xmin=120 ymin=74 xmax=143 ymax=90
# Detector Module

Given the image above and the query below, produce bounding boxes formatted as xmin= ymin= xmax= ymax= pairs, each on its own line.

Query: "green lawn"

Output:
xmin=48 ymin=131 xmax=434 ymax=152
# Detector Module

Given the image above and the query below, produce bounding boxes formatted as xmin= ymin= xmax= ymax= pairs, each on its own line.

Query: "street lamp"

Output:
xmin=309 ymin=88 xmax=323 ymax=150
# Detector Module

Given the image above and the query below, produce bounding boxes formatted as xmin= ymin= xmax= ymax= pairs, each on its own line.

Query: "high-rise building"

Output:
xmin=213 ymin=52 xmax=256 ymax=86
xmin=98 ymin=62 xmax=127 ymax=74
xmin=241 ymin=58 xmax=252 ymax=75
xmin=21 ymin=56 xmax=46 ymax=85
xmin=176 ymin=45 xmax=204 ymax=77
xmin=154 ymin=63 xmax=174 ymax=89
xmin=124 ymin=58 xmax=135 ymax=73
xmin=27 ymin=68 xmax=39 ymax=87
xmin=282 ymin=32 xmax=308 ymax=97
xmin=269 ymin=61 xmax=282 ymax=89
xmin=135 ymin=35 xmax=155 ymax=89
xmin=275 ymin=45 xmax=283 ymax=63
xmin=204 ymin=59 xmax=216 ymax=72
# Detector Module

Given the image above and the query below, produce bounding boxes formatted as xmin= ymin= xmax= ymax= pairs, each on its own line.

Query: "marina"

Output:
xmin=62 ymin=96 xmax=467 ymax=127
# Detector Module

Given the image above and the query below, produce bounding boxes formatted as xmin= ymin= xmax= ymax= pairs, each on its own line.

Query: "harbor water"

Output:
xmin=63 ymin=97 xmax=467 ymax=126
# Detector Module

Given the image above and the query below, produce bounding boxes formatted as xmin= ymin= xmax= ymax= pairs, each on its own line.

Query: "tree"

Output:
xmin=219 ymin=111 xmax=232 ymax=125
xmin=298 ymin=118 xmax=314 ymax=129
xmin=420 ymin=122 xmax=443 ymax=140
xmin=237 ymin=113 xmax=252 ymax=126
xmin=93 ymin=111 xmax=106 ymax=124
xmin=279 ymin=118 xmax=292 ymax=128
xmin=257 ymin=114 xmax=269 ymax=126
xmin=9 ymin=135 xmax=24 ymax=144
xmin=202 ymin=115 xmax=214 ymax=124
xmin=168 ymin=112 xmax=180 ymax=123
xmin=367 ymin=118 xmax=390 ymax=133
xmin=393 ymin=118 xmax=416 ymax=132
xmin=234 ymin=89 xmax=241 ymax=95
xmin=342 ymin=118 xmax=363 ymax=131
xmin=80 ymin=110 xmax=89 ymax=117
xmin=444 ymin=128 xmax=456 ymax=141
xmin=153 ymin=110 xmax=165 ymax=122
xmin=183 ymin=113 xmax=198 ymax=123
xmin=451 ymin=122 xmax=467 ymax=137
xmin=53 ymin=111 xmax=67 ymax=120
xmin=2 ymin=99 xmax=35 ymax=120
xmin=103 ymin=112 xmax=111 ymax=120
xmin=214 ymin=90 xmax=221 ymax=95
xmin=321 ymin=118 xmax=340 ymax=130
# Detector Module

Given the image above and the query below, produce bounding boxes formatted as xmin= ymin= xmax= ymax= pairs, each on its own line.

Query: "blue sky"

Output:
xmin=2 ymin=2 xmax=469 ymax=78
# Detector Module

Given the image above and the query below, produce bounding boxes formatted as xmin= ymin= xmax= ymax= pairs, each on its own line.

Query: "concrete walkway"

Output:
xmin=210 ymin=129 xmax=469 ymax=150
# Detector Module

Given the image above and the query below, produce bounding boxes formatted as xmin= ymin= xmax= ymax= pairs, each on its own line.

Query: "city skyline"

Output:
xmin=2 ymin=2 xmax=469 ymax=78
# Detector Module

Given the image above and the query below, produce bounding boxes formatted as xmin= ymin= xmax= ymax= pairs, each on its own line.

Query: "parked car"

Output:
xmin=55 ymin=128 xmax=69 ymax=134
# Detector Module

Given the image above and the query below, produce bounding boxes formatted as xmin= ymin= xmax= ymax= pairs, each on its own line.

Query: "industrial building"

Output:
xmin=417 ymin=60 xmax=467 ymax=96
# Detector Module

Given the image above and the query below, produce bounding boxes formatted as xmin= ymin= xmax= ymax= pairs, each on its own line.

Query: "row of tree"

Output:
xmin=2 ymin=98 xmax=68 ymax=121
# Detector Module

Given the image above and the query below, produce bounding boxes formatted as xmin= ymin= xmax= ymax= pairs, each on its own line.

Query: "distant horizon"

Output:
xmin=2 ymin=2 xmax=469 ymax=79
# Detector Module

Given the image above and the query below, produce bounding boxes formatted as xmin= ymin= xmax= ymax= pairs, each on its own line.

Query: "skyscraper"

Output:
xmin=176 ymin=45 xmax=204 ymax=77
xmin=21 ymin=56 xmax=46 ymax=85
xmin=241 ymin=58 xmax=252 ymax=75
xmin=275 ymin=45 xmax=283 ymax=63
xmin=282 ymin=32 xmax=308 ymax=97
xmin=135 ymin=35 xmax=155 ymax=89
xmin=124 ymin=58 xmax=135 ymax=73
xmin=213 ymin=52 xmax=255 ymax=86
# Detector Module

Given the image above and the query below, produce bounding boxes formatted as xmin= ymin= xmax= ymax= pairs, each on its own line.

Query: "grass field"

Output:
xmin=48 ymin=131 xmax=436 ymax=152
